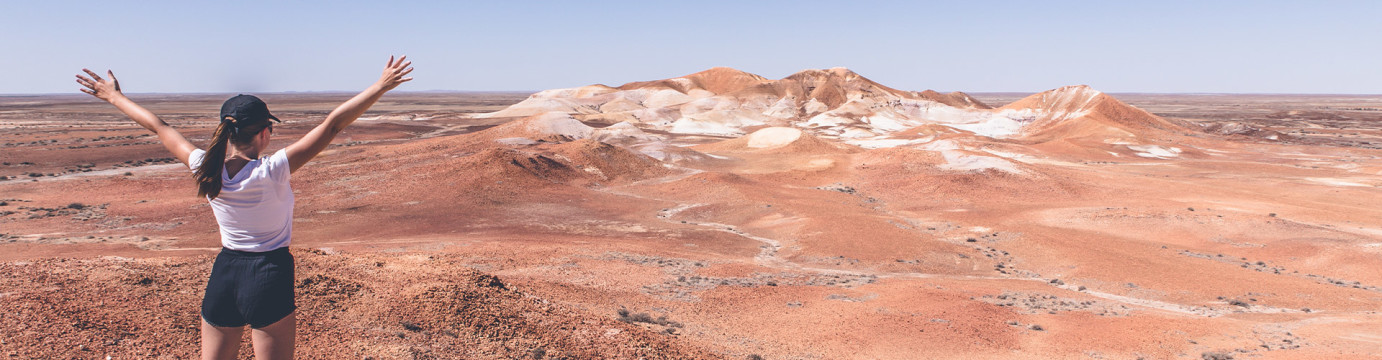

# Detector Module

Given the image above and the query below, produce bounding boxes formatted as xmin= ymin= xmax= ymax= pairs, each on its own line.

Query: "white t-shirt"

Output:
xmin=189 ymin=148 xmax=294 ymax=252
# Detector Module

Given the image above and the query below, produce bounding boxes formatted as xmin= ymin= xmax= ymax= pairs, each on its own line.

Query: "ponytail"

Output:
xmin=202 ymin=94 xmax=278 ymax=199
xmin=195 ymin=121 xmax=234 ymax=199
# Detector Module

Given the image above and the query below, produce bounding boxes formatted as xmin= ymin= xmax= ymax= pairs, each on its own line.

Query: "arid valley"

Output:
xmin=3 ymin=68 xmax=1381 ymax=359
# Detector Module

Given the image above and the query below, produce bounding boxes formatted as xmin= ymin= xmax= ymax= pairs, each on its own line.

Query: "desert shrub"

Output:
xmin=1201 ymin=351 xmax=1233 ymax=360
xmin=616 ymin=308 xmax=683 ymax=328
xmin=629 ymin=312 xmax=655 ymax=323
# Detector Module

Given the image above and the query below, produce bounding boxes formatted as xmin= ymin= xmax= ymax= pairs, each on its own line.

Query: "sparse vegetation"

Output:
xmin=1201 ymin=351 xmax=1234 ymax=360
xmin=815 ymin=183 xmax=856 ymax=194
xmin=617 ymin=308 xmax=684 ymax=329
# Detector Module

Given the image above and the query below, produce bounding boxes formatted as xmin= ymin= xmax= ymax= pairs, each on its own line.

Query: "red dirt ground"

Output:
xmin=2 ymin=91 xmax=1381 ymax=359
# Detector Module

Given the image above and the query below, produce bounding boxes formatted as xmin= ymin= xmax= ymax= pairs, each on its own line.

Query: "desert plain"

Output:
xmin=2 ymin=68 xmax=1381 ymax=359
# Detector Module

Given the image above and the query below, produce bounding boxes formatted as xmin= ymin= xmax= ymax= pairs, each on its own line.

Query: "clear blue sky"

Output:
xmin=4 ymin=0 xmax=1379 ymax=94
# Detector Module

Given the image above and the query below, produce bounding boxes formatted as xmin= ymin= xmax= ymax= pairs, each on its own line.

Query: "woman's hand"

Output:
xmin=74 ymin=68 xmax=198 ymax=165
xmin=376 ymin=55 xmax=414 ymax=92
xmin=287 ymin=55 xmax=415 ymax=173
xmin=75 ymin=69 xmax=124 ymax=103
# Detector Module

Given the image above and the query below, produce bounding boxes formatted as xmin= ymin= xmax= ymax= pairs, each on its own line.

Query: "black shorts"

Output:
xmin=201 ymin=247 xmax=296 ymax=329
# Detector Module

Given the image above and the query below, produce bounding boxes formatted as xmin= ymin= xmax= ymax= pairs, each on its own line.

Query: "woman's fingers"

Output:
xmin=79 ymin=88 xmax=96 ymax=95
xmin=83 ymin=68 xmax=103 ymax=82
xmin=75 ymin=76 xmax=102 ymax=91
xmin=379 ymin=55 xmax=412 ymax=88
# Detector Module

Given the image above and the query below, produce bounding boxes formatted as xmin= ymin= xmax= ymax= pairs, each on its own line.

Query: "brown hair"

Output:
xmin=194 ymin=118 xmax=270 ymax=199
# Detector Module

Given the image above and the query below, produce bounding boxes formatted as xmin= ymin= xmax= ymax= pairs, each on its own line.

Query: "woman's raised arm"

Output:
xmin=76 ymin=69 xmax=198 ymax=166
xmin=285 ymin=55 xmax=413 ymax=173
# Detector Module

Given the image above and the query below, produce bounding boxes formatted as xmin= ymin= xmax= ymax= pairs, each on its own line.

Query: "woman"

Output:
xmin=76 ymin=56 xmax=413 ymax=359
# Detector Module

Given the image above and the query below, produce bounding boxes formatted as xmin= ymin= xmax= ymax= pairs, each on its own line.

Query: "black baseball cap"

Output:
xmin=219 ymin=94 xmax=281 ymax=126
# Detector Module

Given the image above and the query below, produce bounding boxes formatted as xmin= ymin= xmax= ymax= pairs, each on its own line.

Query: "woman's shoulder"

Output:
xmin=260 ymin=149 xmax=292 ymax=182
xmin=188 ymin=148 xmax=207 ymax=170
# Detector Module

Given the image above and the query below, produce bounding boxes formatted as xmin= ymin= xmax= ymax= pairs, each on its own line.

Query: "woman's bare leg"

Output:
xmin=251 ymin=311 xmax=295 ymax=359
xmin=201 ymin=320 xmax=243 ymax=360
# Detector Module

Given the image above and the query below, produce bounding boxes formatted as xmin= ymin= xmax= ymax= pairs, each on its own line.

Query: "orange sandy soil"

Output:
xmin=3 ymin=93 xmax=1382 ymax=359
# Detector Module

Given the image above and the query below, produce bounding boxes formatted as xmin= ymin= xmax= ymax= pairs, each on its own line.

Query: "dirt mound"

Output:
xmin=769 ymin=67 xmax=912 ymax=109
xmin=919 ymin=90 xmax=992 ymax=109
xmin=478 ymin=111 xmax=596 ymax=143
xmin=473 ymin=69 xmax=1215 ymax=149
xmin=893 ymin=123 xmax=974 ymax=139
xmin=393 ymin=140 xmax=668 ymax=192
xmin=0 ymin=250 xmax=720 ymax=359
xmin=473 ymin=85 xmax=617 ymax=119
xmin=1001 ymin=85 xmax=1193 ymax=142
xmin=590 ymin=122 xmax=664 ymax=143
xmin=548 ymin=139 xmax=676 ymax=182
xmin=619 ymin=67 xmax=769 ymax=95
xmin=469 ymin=147 xmax=584 ymax=186
xmin=693 ymin=127 xmax=857 ymax=154
xmin=475 ymin=67 xmax=994 ymax=138
xmin=627 ymin=141 xmax=718 ymax=163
